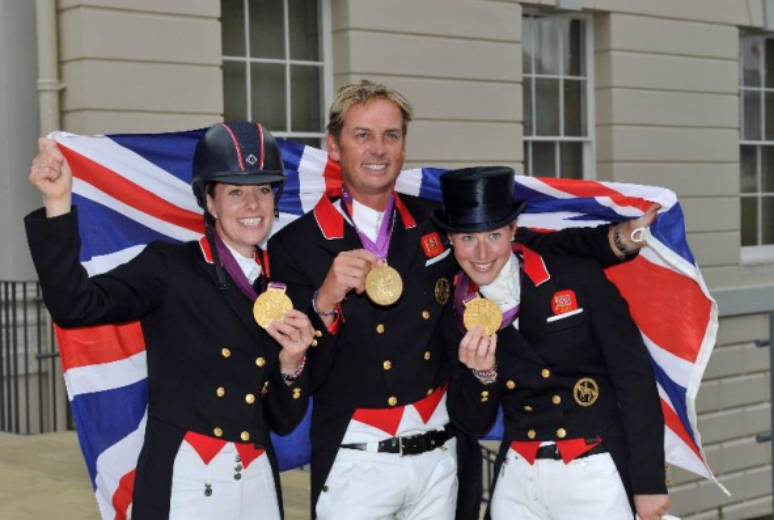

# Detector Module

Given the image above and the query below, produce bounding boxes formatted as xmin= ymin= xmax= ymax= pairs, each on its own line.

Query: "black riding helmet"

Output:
xmin=191 ymin=122 xmax=286 ymax=211
xmin=191 ymin=122 xmax=285 ymax=291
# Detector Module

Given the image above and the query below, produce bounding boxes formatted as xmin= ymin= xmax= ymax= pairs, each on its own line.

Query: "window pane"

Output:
xmin=562 ymin=19 xmax=585 ymax=77
xmin=249 ymin=0 xmax=285 ymax=59
xmin=222 ymin=0 xmax=246 ymax=56
xmin=223 ymin=61 xmax=247 ymax=121
xmin=535 ymin=78 xmax=560 ymax=136
xmin=742 ymin=38 xmax=762 ymax=87
xmin=762 ymin=146 xmax=774 ymax=193
xmin=763 ymin=196 xmax=774 ymax=244
xmin=741 ymin=145 xmax=758 ymax=193
xmin=533 ymin=141 xmax=556 ymax=177
xmin=535 ymin=17 xmax=560 ymax=75
xmin=564 ymin=79 xmax=586 ymax=137
xmin=741 ymin=197 xmax=758 ymax=246
xmin=560 ymin=142 xmax=583 ymax=179
xmin=766 ymin=40 xmax=774 ymax=88
xmin=743 ymin=90 xmax=762 ymax=141
xmin=251 ymin=63 xmax=286 ymax=131
xmin=524 ymin=142 xmax=531 ymax=176
xmin=289 ymin=0 xmax=319 ymax=61
xmin=523 ymin=78 xmax=534 ymax=137
xmin=523 ymin=16 xmax=534 ymax=75
xmin=291 ymin=66 xmax=322 ymax=132
xmin=766 ymin=92 xmax=774 ymax=141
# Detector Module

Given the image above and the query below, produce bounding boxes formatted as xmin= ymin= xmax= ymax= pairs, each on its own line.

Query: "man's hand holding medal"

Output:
xmin=315 ymin=248 xmax=404 ymax=326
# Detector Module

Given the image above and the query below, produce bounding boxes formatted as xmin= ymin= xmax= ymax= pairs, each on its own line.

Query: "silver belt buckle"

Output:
xmin=398 ymin=433 xmax=422 ymax=457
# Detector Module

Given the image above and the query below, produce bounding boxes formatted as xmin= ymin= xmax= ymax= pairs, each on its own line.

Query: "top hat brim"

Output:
xmin=430 ymin=201 xmax=526 ymax=233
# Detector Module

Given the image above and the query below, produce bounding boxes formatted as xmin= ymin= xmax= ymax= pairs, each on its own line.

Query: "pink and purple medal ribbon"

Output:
xmin=341 ymin=187 xmax=396 ymax=260
xmin=213 ymin=232 xmax=269 ymax=300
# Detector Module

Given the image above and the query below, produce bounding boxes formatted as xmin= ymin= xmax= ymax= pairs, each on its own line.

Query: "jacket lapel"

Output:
xmin=196 ymin=239 xmax=269 ymax=350
xmin=502 ymin=245 xmax=553 ymax=364
xmin=519 ymin=266 xmax=557 ymax=346
xmin=312 ymin=194 xmax=366 ymax=255
xmin=498 ymin=324 xmax=545 ymax=366
xmin=385 ymin=194 xmax=422 ymax=275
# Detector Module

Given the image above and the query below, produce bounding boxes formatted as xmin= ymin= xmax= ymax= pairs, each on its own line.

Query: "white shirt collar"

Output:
xmin=479 ymin=252 xmax=521 ymax=314
xmin=222 ymin=241 xmax=262 ymax=285
xmin=336 ymin=197 xmax=385 ymax=243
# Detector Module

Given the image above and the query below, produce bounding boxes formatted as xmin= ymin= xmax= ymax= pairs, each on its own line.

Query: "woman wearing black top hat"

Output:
xmin=25 ymin=123 xmax=326 ymax=520
xmin=434 ymin=167 xmax=670 ymax=520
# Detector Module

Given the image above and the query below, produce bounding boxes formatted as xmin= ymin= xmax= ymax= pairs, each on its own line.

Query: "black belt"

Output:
xmin=535 ymin=442 xmax=607 ymax=460
xmin=341 ymin=425 xmax=456 ymax=456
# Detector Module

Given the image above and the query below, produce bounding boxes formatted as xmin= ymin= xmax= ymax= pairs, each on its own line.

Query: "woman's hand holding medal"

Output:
xmin=266 ymin=309 xmax=315 ymax=374
xmin=459 ymin=326 xmax=497 ymax=372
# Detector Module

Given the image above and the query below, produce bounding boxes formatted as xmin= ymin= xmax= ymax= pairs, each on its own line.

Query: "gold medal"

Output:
xmin=463 ymin=295 xmax=502 ymax=336
xmin=573 ymin=377 xmax=599 ymax=407
xmin=365 ymin=264 xmax=403 ymax=306
xmin=253 ymin=283 xmax=293 ymax=329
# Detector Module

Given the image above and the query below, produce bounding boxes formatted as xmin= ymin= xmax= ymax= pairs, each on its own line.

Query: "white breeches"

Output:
xmin=316 ymin=437 xmax=458 ymax=520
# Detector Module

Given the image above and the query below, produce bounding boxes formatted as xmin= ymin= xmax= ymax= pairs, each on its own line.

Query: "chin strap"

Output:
xmin=273 ymin=181 xmax=285 ymax=218
xmin=204 ymin=215 xmax=230 ymax=291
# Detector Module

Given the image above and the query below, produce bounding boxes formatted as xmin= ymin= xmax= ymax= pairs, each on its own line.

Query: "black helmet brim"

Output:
xmin=206 ymin=169 xmax=286 ymax=186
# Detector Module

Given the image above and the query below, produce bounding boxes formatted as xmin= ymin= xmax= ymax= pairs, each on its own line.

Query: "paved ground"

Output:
xmin=0 ymin=431 xmax=486 ymax=519
xmin=0 ymin=431 xmax=311 ymax=520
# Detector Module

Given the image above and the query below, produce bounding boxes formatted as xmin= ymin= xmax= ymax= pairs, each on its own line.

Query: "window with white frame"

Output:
xmin=221 ymin=0 xmax=331 ymax=147
xmin=522 ymin=13 xmax=593 ymax=178
xmin=740 ymin=36 xmax=774 ymax=255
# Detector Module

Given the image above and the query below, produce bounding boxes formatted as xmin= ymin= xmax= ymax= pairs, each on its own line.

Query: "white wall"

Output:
xmin=0 ymin=0 xmax=43 ymax=280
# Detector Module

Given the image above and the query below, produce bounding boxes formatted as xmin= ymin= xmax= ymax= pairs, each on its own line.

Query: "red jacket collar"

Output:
xmin=199 ymin=236 xmax=215 ymax=263
xmin=198 ymin=236 xmax=268 ymax=276
xmin=513 ymin=244 xmax=551 ymax=286
xmin=312 ymin=192 xmax=416 ymax=240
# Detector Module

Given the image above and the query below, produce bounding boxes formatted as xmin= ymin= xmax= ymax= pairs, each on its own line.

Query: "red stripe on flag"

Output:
xmin=55 ymin=323 xmax=146 ymax=370
xmin=112 ymin=468 xmax=136 ymax=520
xmin=540 ymin=178 xmax=653 ymax=212
xmin=60 ymin=146 xmax=204 ymax=234
xmin=661 ymin=397 xmax=703 ymax=461
xmin=605 ymin=257 xmax=710 ymax=363
xmin=323 ymin=158 xmax=342 ymax=197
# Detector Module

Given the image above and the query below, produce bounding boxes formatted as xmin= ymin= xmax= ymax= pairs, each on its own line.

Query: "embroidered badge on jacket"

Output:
xmin=551 ymin=289 xmax=578 ymax=315
xmin=421 ymin=232 xmax=444 ymax=259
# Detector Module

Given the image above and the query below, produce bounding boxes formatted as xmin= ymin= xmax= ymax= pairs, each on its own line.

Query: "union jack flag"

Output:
xmin=51 ymin=128 xmax=724 ymax=519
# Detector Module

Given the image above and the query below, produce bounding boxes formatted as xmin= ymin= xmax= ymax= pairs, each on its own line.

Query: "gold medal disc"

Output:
xmin=365 ymin=264 xmax=403 ymax=306
xmin=253 ymin=286 xmax=293 ymax=329
xmin=463 ymin=296 xmax=503 ymax=336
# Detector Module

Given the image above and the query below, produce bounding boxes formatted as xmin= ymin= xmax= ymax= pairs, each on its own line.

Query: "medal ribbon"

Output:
xmin=213 ymin=232 xmax=267 ymax=300
xmin=453 ymin=258 xmax=521 ymax=334
xmin=341 ymin=187 xmax=396 ymax=259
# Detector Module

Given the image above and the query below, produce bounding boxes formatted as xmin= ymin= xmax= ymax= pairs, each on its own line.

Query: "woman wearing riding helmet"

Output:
xmin=25 ymin=122 xmax=324 ymax=519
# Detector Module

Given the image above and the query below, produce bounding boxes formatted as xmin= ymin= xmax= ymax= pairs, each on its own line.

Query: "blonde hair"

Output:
xmin=327 ymin=79 xmax=414 ymax=141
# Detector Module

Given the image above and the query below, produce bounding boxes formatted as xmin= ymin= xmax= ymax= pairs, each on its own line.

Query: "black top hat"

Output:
xmin=431 ymin=166 xmax=525 ymax=233
xmin=191 ymin=122 xmax=286 ymax=209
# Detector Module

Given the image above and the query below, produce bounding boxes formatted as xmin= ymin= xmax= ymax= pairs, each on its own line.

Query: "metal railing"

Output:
xmin=481 ymin=442 xmax=499 ymax=504
xmin=0 ymin=281 xmax=69 ymax=434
